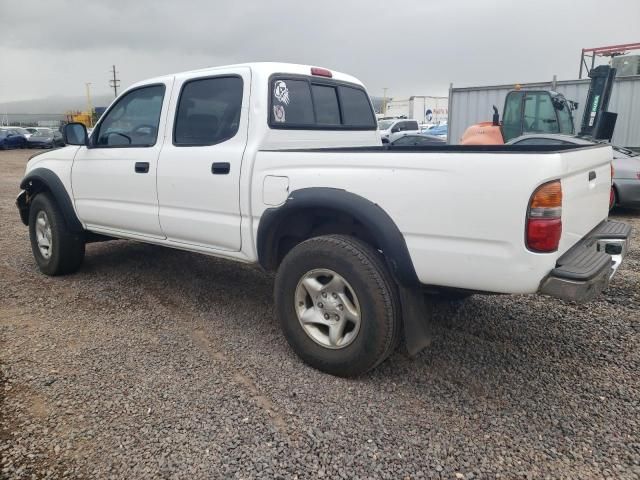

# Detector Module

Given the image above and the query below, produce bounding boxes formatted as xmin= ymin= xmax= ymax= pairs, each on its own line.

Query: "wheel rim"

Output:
xmin=294 ymin=268 xmax=361 ymax=349
xmin=35 ymin=210 xmax=53 ymax=259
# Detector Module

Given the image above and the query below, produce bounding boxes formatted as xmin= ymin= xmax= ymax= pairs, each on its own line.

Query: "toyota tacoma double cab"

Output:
xmin=17 ymin=62 xmax=631 ymax=376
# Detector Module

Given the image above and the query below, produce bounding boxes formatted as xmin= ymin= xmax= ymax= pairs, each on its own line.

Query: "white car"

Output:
xmin=16 ymin=62 xmax=630 ymax=376
xmin=377 ymin=118 xmax=421 ymax=143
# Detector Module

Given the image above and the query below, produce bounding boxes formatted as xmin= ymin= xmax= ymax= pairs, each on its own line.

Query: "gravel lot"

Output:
xmin=1 ymin=149 xmax=639 ymax=479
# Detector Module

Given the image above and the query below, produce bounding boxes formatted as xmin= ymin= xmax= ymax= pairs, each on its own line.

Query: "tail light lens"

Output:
xmin=526 ymin=180 xmax=562 ymax=252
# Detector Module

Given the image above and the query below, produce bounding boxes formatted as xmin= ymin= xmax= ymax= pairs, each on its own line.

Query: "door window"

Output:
xmin=174 ymin=76 xmax=244 ymax=146
xmin=555 ymin=99 xmax=574 ymax=135
xmin=95 ymin=85 xmax=165 ymax=147
xmin=502 ymin=91 xmax=523 ymax=142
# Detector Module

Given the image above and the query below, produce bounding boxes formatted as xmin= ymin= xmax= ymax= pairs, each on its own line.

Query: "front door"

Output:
xmin=156 ymin=68 xmax=250 ymax=251
xmin=71 ymin=81 xmax=172 ymax=238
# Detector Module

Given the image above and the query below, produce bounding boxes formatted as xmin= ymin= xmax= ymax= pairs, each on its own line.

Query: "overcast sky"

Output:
xmin=1 ymin=0 xmax=639 ymax=105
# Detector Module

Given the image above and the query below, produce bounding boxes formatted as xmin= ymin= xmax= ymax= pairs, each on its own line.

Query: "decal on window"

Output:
xmin=273 ymin=80 xmax=290 ymax=105
xmin=273 ymin=105 xmax=286 ymax=123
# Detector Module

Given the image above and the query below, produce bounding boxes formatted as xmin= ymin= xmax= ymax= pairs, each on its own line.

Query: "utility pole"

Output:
xmin=109 ymin=65 xmax=120 ymax=98
xmin=85 ymin=82 xmax=94 ymax=127
xmin=382 ymin=87 xmax=388 ymax=116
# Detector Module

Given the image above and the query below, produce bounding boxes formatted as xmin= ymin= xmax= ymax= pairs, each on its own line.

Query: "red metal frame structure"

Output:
xmin=579 ymin=42 xmax=640 ymax=78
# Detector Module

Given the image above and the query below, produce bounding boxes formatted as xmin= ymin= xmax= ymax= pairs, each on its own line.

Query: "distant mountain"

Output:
xmin=0 ymin=94 xmax=115 ymax=115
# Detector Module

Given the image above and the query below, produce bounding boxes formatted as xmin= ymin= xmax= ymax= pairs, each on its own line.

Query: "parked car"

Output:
xmin=27 ymin=128 xmax=65 ymax=149
xmin=0 ymin=129 xmax=27 ymax=149
xmin=377 ymin=118 xmax=420 ymax=143
xmin=389 ymin=134 xmax=445 ymax=146
xmin=4 ymin=126 xmax=33 ymax=139
xmin=508 ymin=134 xmax=640 ymax=209
xmin=16 ymin=62 xmax=630 ymax=376
xmin=424 ymin=124 xmax=448 ymax=139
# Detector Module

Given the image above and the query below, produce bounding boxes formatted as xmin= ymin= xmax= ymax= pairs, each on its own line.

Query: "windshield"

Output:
xmin=378 ymin=120 xmax=394 ymax=130
xmin=14 ymin=128 xmax=29 ymax=135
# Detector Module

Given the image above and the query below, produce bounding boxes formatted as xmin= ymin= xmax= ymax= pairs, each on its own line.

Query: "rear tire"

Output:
xmin=28 ymin=193 xmax=85 ymax=276
xmin=275 ymin=234 xmax=401 ymax=377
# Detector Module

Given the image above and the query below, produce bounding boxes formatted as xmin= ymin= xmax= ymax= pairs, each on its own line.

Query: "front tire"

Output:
xmin=28 ymin=193 xmax=85 ymax=276
xmin=275 ymin=235 xmax=401 ymax=377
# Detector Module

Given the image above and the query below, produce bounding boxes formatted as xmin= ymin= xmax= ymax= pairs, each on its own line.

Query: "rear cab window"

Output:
xmin=269 ymin=75 xmax=376 ymax=130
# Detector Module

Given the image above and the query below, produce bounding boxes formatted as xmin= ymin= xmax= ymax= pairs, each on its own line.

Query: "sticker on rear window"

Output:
xmin=273 ymin=105 xmax=286 ymax=123
xmin=274 ymin=80 xmax=290 ymax=105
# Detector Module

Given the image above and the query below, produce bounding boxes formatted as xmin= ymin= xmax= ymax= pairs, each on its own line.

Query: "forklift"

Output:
xmin=460 ymin=65 xmax=617 ymax=145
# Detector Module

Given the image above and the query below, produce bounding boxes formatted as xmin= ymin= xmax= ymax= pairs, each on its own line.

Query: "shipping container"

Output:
xmin=448 ymin=75 xmax=640 ymax=148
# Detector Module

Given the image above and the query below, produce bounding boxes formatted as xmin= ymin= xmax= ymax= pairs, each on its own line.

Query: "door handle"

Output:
xmin=212 ymin=162 xmax=230 ymax=175
xmin=135 ymin=162 xmax=150 ymax=173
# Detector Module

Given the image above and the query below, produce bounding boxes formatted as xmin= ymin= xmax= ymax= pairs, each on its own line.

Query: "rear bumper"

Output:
xmin=538 ymin=220 xmax=631 ymax=303
xmin=615 ymin=179 xmax=640 ymax=208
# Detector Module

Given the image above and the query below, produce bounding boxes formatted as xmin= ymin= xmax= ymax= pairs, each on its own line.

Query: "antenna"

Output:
xmin=109 ymin=65 xmax=121 ymax=98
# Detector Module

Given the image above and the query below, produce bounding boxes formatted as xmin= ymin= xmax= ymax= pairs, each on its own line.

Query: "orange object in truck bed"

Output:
xmin=459 ymin=121 xmax=505 ymax=145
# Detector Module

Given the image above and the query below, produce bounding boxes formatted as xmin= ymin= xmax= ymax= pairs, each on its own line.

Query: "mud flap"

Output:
xmin=398 ymin=286 xmax=433 ymax=356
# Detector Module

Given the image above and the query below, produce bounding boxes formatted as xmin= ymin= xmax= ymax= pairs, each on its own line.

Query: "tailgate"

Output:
xmin=558 ymin=145 xmax=613 ymax=254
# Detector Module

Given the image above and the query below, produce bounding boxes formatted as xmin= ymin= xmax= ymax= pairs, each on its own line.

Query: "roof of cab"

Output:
xmin=129 ymin=62 xmax=364 ymax=90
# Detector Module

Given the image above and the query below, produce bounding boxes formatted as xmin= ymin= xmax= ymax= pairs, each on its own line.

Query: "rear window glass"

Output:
xmin=339 ymin=86 xmax=376 ymax=126
xmin=270 ymin=76 xmax=375 ymax=130
xmin=311 ymin=85 xmax=340 ymax=125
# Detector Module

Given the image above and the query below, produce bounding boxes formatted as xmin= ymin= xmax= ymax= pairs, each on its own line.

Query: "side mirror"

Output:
xmin=63 ymin=122 xmax=88 ymax=146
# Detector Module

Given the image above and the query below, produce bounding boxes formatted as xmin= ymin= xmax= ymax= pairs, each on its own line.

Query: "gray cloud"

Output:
xmin=1 ymin=0 xmax=639 ymax=105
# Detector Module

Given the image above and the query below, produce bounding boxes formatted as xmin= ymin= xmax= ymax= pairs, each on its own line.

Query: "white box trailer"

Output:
xmin=448 ymin=75 xmax=640 ymax=148
xmin=385 ymin=96 xmax=448 ymax=124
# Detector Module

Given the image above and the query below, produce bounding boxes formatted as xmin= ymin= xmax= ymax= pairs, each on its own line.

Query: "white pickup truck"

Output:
xmin=17 ymin=62 xmax=631 ymax=376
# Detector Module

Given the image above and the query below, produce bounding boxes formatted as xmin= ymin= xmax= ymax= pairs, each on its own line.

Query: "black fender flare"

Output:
xmin=18 ymin=168 xmax=84 ymax=232
xmin=257 ymin=187 xmax=431 ymax=355
xmin=257 ymin=187 xmax=419 ymax=288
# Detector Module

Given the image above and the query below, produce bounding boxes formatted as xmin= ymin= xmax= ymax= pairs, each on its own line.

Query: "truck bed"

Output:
xmin=253 ymin=143 xmax=613 ymax=294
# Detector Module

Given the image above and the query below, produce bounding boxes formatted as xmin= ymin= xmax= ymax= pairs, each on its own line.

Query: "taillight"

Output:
xmin=611 ymin=163 xmax=615 ymax=183
xmin=311 ymin=67 xmax=332 ymax=78
xmin=526 ymin=180 xmax=562 ymax=252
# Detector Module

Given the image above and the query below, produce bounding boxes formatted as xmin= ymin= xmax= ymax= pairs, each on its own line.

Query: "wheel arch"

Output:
xmin=257 ymin=187 xmax=419 ymax=288
xmin=18 ymin=168 xmax=83 ymax=232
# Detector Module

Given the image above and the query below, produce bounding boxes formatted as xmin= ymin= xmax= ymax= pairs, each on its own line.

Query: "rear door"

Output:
xmin=156 ymin=67 xmax=250 ymax=251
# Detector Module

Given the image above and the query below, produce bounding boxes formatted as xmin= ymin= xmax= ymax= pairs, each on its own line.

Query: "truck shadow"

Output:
xmin=80 ymin=238 xmax=636 ymax=418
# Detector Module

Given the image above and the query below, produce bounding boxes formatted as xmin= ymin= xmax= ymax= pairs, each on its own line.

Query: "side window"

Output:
xmin=556 ymin=101 xmax=574 ymax=135
xmin=523 ymin=92 xmax=558 ymax=134
xmin=502 ymin=91 xmax=524 ymax=142
xmin=396 ymin=122 xmax=407 ymax=132
xmin=338 ymin=86 xmax=376 ymax=127
xmin=174 ymin=76 xmax=243 ymax=146
xmin=407 ymin=121 xmax=419 ymax=130
xmin=96 ymin=85 xmax=165 ymax=147
xmin=271 ymin=79 xmax=314 ymax=126
xmin=311 ymin=85 xmax=340 ymax=125
xmin=393 ymin=136 xmax=413 ymax=146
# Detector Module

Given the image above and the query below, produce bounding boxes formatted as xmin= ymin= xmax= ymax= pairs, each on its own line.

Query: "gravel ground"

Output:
xmin=1 ymin=149 xmax=639 ymax=479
